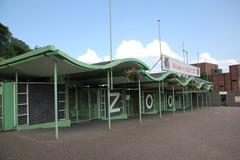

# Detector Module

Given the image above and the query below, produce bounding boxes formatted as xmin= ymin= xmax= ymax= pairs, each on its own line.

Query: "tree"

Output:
xmin=0 ymin=22 xmax=31 ymax=59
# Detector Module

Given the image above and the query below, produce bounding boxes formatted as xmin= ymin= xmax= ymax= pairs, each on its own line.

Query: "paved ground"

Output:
xmin=0 ymin=107 xmax=240 ymax=160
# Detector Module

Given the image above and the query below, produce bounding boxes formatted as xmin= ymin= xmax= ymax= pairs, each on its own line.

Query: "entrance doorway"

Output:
xmin=220 ymin=95 xmax=227 ymax=106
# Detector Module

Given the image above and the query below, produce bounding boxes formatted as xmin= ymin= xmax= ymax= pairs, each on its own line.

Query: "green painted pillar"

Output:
xmin=65 ymin=79 xmax=69 ymax=120
xmin=186 ymin=87 xmax=189 ymax=109
xmin=54 ymin=61 xmax=59 ymax=140
xmin=191 ymin=89 xmax=193 ymax=112
xmin=110 ymin=68 xmax=113 ymax=90
xmin=75 ymin=87 xmax=79 ymax=123
xmin=88 ymin=89 xmax=91 ymax=120
xmin=15 ymin=71 xmax=18 ymax=127
xmin=162 ymin=82 xmax=165 ymax=111
xmin=107 ymin=70 xmax=111 ymax=130
xmin=138 ymin=79 xmax=142 ymax=124
xmin=182 ymin=87 xmax=185 ymax=112
xmin=172 ymin=85 xmax=175 ymax=116
xmin=158 ymin=81 xmax=161 ymax=118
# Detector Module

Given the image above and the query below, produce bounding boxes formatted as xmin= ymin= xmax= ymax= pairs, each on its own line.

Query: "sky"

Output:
xmin=1 ymin=0 xmax=240 ymax=72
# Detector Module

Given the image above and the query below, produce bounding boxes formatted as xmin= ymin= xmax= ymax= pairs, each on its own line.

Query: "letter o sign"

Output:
xmin=168 ymin=95 xmax=173 ymax=107
xmin=145 ymin=94 xmax=153 ymax=109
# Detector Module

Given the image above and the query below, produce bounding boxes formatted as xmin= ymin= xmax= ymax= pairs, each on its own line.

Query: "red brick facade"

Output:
xmin=192 ymin=63 xmax=218 ymax=78
xmin=192 ymin=63 xmax=240 ymax=91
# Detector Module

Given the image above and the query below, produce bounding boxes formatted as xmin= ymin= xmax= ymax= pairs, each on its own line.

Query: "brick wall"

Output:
xmin=227 ymin=91 xmax=240 ymax=107
xmin=224 ymin=73 xmax=231 ymax=91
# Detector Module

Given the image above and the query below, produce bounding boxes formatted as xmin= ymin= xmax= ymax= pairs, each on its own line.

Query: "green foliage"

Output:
xmin=0 ymin=23 xmax=31 ymax=60
xmin=125 ymin=67 xmax=143 ymax=81
xmin=167 ymin=78 xmax=178 ymax=85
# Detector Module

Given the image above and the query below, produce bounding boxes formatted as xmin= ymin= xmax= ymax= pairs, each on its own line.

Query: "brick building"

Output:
xmin=191 ymin=62 xmax=240 ymax=106
xmin=192 ymin=62 xmax=218 ymax=81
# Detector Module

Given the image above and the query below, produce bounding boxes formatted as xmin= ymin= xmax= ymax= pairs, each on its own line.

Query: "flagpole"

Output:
xmin=148 ymin=19 xmax=162 ymax=73
xmin=109 ymin=0 xmax=112 ymax=63
xmin=157 ymin=20 xmax=162 ymax=72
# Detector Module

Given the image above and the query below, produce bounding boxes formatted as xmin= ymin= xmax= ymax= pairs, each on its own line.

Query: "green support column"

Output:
xmin=158 ymin=81 xmax=161 ymax=118
xmin=172 ymin=85 xmax=175 ymax=116
xmin=107 ymin=70 xmax=111 ymax=130
xmin=201 ymin=91 xmax=203 ymax=109
xmin=65 ymin=79 xmax=69 ymax=120
xmin=75 ymin=87 xmax=79 ymax=123
xmin=15 ymin=71 xmax=18 ymax=127
xmin=88 ymin=89 xmax=91 ymax=120
xmin=186 ymin=87 xmax=189 ymax=109
xmin=190 ymin=89 xmax=193 ymax=112
xmin=110 ymin=68 xmax=113 ymax=90
xmin=182 ymin=87 xmax=185 ymax=112
xmin=54 ymin=61 xmax=59 ymax=140
xmin=138 ymin=79 xmax=142 ymax=124
xmin=162 ymin=82 xmax=165 ymax=111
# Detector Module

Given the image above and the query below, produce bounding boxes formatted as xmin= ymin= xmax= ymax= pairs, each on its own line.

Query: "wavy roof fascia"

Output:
xmin=143 ymin=71 xmax=213 ymax=90
xmin=0 ymin=45 xmax=149 ymax=71
xmin=144 ymin=71 xmax=181 ymax=81
xmin=0 ymin=45 xmax=55 ymax=69
xmin=55 ymin=49 xmax=150 ymax=70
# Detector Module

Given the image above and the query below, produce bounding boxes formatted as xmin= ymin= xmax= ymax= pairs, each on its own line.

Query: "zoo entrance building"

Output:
xmin=0 ymin=46 xmax=213 ymax=139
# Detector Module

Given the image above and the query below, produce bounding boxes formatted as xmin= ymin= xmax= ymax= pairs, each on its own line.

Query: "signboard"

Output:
xmin=109 ymin=89 xmax=124 ymax=116
xmin=167 ymin=95 xmax=173 ymax=108
xmin=235 ymin=96 xmax=240 ymax=103
xmin=219 ymin=91 xmax=227 ymax=95
xmin=144 ymin=92 xmax=154 ymax=112
xmin=162 ymin=54 xmax=200 ymax=77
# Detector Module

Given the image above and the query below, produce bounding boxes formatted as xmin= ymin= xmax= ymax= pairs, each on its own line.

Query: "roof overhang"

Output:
xmin=0 ymin=45 xmax=149 ymax=80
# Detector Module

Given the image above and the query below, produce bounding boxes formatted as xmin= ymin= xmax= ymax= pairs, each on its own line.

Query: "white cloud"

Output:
xmin=103 ymin=56 xmax=110 ymax=61
xmin=115 ymin=39 xmax=181 ymax=60
xmin=115 ymin=39 xmax=183 ymax=73
xmin=192 ymin=52 xmax=238 ymax=73
xmin=77 ymin=49 xmax=102 ymax=64
xmin=77 ymin=39 xmax=183 ymax=72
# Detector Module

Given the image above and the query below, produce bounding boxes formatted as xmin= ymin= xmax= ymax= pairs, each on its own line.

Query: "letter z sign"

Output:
xmin=110 ymin=92 xmax=121 ymax=113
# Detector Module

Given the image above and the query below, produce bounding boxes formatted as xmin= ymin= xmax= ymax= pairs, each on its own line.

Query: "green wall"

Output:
xmin=3 ymin=82 xmax=15 ymax=130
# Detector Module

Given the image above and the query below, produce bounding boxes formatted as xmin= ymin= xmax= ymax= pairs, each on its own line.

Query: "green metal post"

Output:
xmin=54 ymin=61 xmax=59 ymax=140
xmin=172 ymin=85 xmax=175 ymax=116
xmin=107 ymin=70 xmax=111 ymax=130
xmin=65 ymin=79 xmax=69 ymax=120
xmin=110 ymin=69 xmax=113 ymax=90
xmin=75 ymin=87 xmax=79 ymax=123
xmin=138 ymin=79 xmax=142 ymax=124
xmin=191 ymin=89 xmax=193 ymax=112
xmin=182 ymin=87 xmax=185 ymax=112
xmin=15 ymin=71 xmax=18 ymax=127
xmin=186 ymin=87 xmax=189 ymax=109
xmin=88 ymin=89 xmax=91 ymax=120
xmin=201 ymin=91 xmax=203 ymax=109
xmin=158 ymin=81 xmax=161 ymax=118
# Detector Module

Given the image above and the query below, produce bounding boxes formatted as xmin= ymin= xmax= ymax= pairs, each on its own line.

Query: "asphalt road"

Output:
xmin=0 ymin=107 xmax=240 ymax=160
